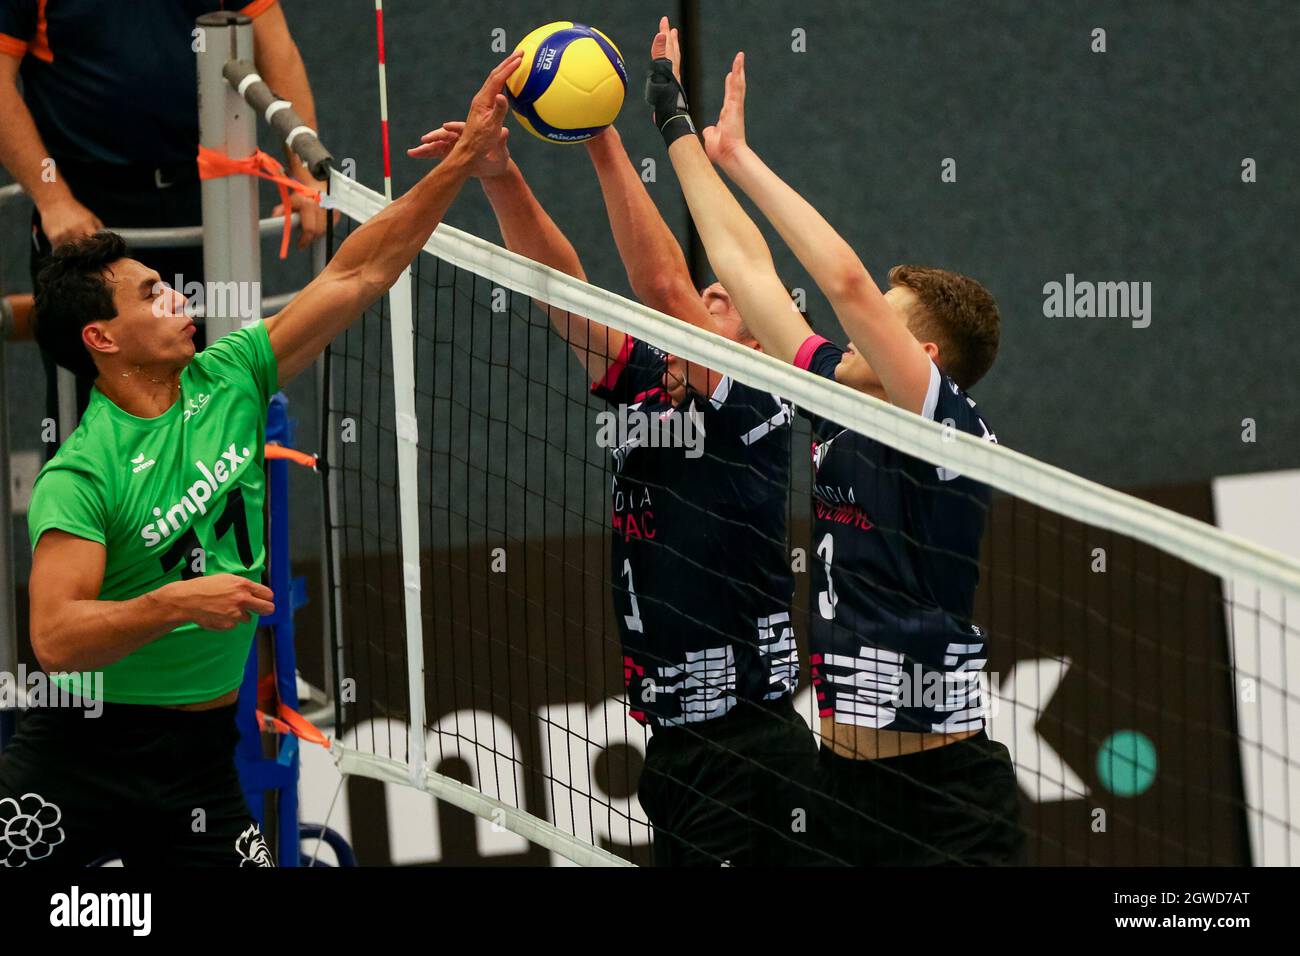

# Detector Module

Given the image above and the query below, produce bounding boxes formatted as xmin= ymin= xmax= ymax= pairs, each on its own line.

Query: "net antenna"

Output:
xmin=373 ymin=0 xmax=395 ymax=203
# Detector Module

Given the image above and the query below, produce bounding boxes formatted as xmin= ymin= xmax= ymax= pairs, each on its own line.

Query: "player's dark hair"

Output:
xmin=34 ymin=231 xmax=127 ymax=379
xmin=888 ymin=264 xmax=999 ymax=389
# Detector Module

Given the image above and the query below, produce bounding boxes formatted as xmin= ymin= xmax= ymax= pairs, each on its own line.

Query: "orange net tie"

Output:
xmin=197 ymin=145 xmax=321 ymax=259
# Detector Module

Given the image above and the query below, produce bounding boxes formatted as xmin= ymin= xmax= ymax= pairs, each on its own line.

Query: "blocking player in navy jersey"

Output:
xmin=646 ymin=19 xmax=1023 ymax=864
xmin=412 ymin=108 xmax=821 ymax=866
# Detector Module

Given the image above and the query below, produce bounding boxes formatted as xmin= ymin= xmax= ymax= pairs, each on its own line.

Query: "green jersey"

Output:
xmin=27 ymin=322 xmax=279 ymax=705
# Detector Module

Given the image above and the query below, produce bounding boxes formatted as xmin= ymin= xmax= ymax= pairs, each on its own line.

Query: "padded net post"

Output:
xmin=196 ymin=11 xmax=262 ymax=340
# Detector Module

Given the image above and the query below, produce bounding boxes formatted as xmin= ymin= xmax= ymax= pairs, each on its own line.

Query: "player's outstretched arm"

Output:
xmin=646 ymin=18 xmax=811 ymax=365
xmin=583 ymin=119 xmax=717 ymax=398
xmin=707 ymin=53 xmax=932 ymax=413
xmin=584 ymin=125 xmax=713 ymax=335
xmin=409 ymin=122 xmax=624 ymax=383
xmin=28 ymin=531 xmax=275 ymax=673
xmin=265 ymin=51 xmax=522 ymax=387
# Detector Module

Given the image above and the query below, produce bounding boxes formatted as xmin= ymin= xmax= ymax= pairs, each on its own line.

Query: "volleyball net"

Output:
xmin=318 ymin=167 xmax=1300 ymax=867
xmin=187 ymin=12 xmax=1299 ymax=867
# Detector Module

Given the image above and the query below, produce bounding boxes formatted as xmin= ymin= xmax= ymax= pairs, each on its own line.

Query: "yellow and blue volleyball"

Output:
xmin=506 ymin=21 xmax=626 ymax=144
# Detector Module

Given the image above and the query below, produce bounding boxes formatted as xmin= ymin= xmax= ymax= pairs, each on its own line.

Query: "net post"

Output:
xmin=221 ymin=59 xmax=332 ymax=180
xmin=197 ymin=11 xmax=261 ymax=341
xmin=386 ymin=268 xmax=429 ymax=786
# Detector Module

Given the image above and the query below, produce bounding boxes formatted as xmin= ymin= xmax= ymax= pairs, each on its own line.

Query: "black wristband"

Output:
xmin=644 ymin=58 xmax=697 ymax=147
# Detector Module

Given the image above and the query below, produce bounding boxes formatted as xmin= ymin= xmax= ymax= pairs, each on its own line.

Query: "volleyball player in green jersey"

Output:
xmin=0 ymin=51 xmax=522 ymax=868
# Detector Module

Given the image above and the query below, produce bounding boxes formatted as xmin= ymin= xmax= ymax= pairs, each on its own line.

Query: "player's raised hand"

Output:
xmin=453 ymin=50 xmax=524 ymax=163
xmin=646 ymin=16 xmax=696 ymax=147
xmin=651 ymin=15 xmax=682 ymax=81
xmin=703 ymin=52 xmax=748 ymax=166
xmin=409 ymin=122 xmax=511 ymax=178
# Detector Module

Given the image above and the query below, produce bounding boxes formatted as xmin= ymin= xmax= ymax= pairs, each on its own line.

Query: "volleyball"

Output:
xmin=505 ymin=21 xmax=627 ymax=144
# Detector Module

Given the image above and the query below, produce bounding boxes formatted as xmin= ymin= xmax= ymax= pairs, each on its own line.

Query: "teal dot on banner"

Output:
xmin=1097 ymin=731 xmax=1158 ymax=796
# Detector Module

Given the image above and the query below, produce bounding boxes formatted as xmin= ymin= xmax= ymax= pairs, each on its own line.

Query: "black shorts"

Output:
xmin=814 ymin=731 xmax=1025 ymax=866
xmin=637 ymin=696 xmax=826 ymax=866
xmin=0 ymin=701 xmax=273 ymax=868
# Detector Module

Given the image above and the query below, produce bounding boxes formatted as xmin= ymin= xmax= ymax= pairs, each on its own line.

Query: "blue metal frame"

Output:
xmin=234 ymin=392 xmax=309 ymax=866
xmin=298 ymin=824 xmax=357 ymax=867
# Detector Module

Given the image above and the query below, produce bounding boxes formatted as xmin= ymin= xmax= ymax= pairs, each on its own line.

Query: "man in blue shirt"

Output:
xmin=0 ymin=0 xmax=327 ymax=443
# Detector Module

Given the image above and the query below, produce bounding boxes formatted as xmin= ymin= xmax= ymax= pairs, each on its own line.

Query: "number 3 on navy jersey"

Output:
xmin=816 ymin=531 xmax=838 ymax=620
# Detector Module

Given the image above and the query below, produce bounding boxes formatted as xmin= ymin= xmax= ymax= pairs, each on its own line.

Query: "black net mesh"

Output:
xmin=323 ymin=218 xmax=1298 ymax=866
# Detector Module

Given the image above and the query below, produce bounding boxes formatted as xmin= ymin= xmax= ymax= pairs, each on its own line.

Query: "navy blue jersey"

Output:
xmin=0 ymin=0 xmax=277 ymax=167
xmin=795 ymin=335 xmax=996 ymax=734
xmin=591 ymin=335 xmax=797 ymax=729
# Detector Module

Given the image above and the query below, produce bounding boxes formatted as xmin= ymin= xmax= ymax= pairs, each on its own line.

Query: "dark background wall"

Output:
xmin=3 ymin=0 xmax=1298 ymax=575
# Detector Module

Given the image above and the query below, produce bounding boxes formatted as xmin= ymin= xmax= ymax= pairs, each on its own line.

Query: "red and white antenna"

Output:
xmin=373 ymin=0 xmax=394 ymax=201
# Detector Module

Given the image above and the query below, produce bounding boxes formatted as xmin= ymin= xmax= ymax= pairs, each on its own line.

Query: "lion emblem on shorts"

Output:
xmin=235 ymin=823 xmax=274 ymax=867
